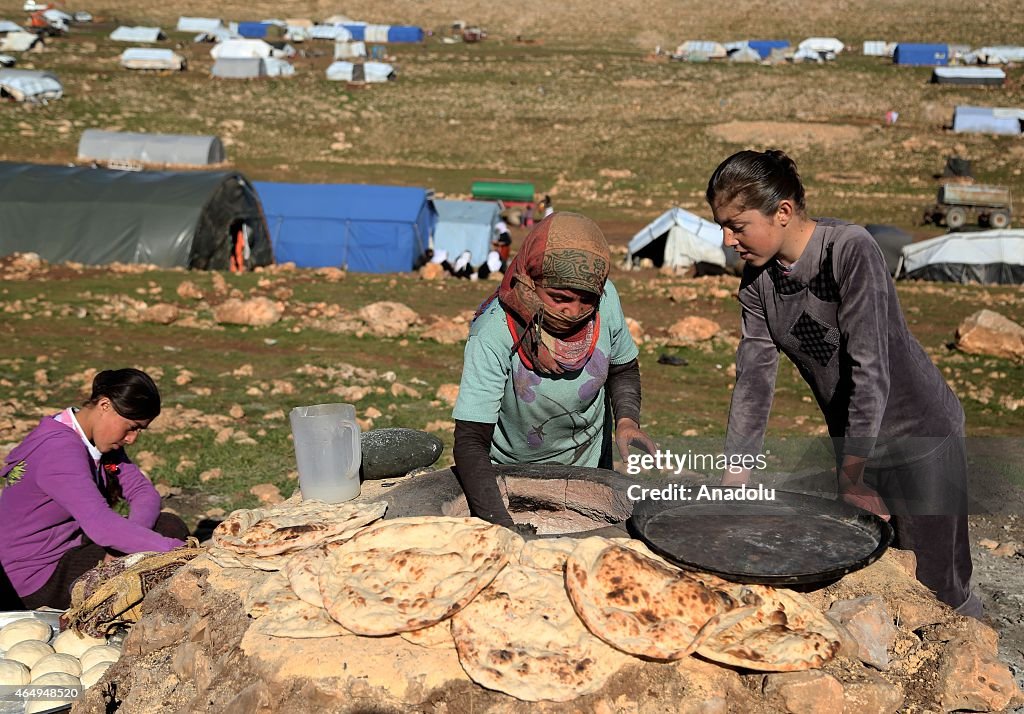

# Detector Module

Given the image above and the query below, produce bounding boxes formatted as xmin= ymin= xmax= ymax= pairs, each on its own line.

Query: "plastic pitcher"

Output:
xmin=289 ymin=403 xmax=361 ymax=503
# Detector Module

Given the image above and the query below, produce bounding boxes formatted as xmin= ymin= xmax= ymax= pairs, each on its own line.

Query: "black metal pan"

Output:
xmin=627 ymin=488 xmax=893 ymax=585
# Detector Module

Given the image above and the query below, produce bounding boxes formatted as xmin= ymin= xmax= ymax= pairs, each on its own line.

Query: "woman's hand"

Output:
xmin=614 ymin=418 xmax=658 ymax=462
xmin=838 ymin=455 xmax=890 ymax=521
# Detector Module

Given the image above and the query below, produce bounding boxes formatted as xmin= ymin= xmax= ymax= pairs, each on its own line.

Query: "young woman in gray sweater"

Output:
xmin=706 ymin=149 xmax=981 ymax=617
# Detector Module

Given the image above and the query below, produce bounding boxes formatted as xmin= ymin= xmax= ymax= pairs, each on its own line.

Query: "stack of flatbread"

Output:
xmin=207 ymin=499 xmax=388 ymax=570
xmin=562 ymin=536 xmax=842 ymax=672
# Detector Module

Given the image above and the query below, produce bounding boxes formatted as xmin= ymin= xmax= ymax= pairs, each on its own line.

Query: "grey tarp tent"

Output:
xmin=627 ymin=207 xmax=734 ymax=272
xmin=432 ymin=199 xmax=500 ymax=265
xmin=0 ymin=162 xmax=272 ymax=270
xmin=77 ymin=130 xmax=224 ymax=166
xmin=864 ymin=224 xmax=914 ymax=275
xmin=896 ymin=229 xmax=1024 ymax=284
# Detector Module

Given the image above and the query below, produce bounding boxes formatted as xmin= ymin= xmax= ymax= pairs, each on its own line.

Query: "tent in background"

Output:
xmin=896 ymin=230 xmax=1024 ymax=284
xmin=932 ymin=67 xmax=1005 ymax=86
xmin=893 ymin=43 xmax=948 ymax=65
xmin=212 ymin=58 xmax=265 ymax=78
xmin=433 ymin=199 xmax=500 ymax=266
xmin=77 ymin=129 xmax=224 ymax=166
xmin=952 ymin=106 xmax=1023 ymax=135
xmin=747 ymin=40 xmax=789 ymax=59
xmin=864 ymin=224 xmax=914 ymax=275
xmin=177 ymin=17 xmax=223 ymax=33
xmin=0 ymin=162 xmax=271 ymax=270
xmin=255 ymin=182 xmax=436 ymax=272
xmin=326 ymin=61 xmax=393 ymax=82
xmin=0 ymin=69 xmax=61 ymax=102
xmin=120 ymin=48 xmax=185 ymax=71
xmin=626 ymin=207 xmax=729 ymax=271
xmin=110 ymin=26 xmax=165 ymax=42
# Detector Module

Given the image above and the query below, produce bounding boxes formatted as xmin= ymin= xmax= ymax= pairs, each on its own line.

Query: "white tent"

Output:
xmin=326 ymin=61 xmax=394 ymax=82
xmin=120 ymin=48 xmax=185 ymax=70
xmin=674 ymin=40 xmax=727 ymax=59
xmin=311 ymin=25 xmax=352 ymax=41
xmin=0 ymin=68 xmax=61 ymax=102
xmin=971 ymin=46 xmax=1024 ymax=64
xmin=211 ymin=39 xmax=274 ymax=59
xmin=78 ymin=129 xmax=223 ymax=165
xmin=896 ymin=230 xmax=1024 ymax=284
xmin=0 ymin=31 xmax=39 ymax=52
xmin=110 ymin=26 xmax=165 ymax=43
xmin=334 ymin=41 xmax=366 ymax=59
xmin=0 ymin=21 xmax=25 ymax=33
xmin=211 ymin=57 xmax=265 ymax=78
xmin=177 ymin=17 xmax=223 ymax=33
xmin=798 ymin=37 xmax=844 ymax=54
xmin=627 ymin=207 xmax=727 ymax=271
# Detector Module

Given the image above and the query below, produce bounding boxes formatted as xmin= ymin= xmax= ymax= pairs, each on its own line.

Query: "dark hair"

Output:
xmin=706 ymin=149 xmax=806 ymax=216
xmin=86 ymin=368 xmax=161 ymax=421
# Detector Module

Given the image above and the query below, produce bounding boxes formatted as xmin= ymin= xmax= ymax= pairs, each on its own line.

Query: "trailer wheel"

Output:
xmin=989 ymin=211 xmax=1010 ymax=229
xmin=946 ymin=207 xmax=967 ymax=229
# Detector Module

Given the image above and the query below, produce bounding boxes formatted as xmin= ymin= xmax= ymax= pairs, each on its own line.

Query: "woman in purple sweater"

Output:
xmin=0 ymin=368 xmax=188 ymax=609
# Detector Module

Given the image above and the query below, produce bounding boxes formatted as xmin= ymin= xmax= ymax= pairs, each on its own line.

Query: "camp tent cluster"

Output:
xmin=672 ymin=37 xmax=842 ymax=63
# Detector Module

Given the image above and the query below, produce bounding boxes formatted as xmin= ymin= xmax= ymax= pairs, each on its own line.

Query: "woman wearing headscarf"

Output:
xmin=452 ymin=212 xmax=656 ymax=528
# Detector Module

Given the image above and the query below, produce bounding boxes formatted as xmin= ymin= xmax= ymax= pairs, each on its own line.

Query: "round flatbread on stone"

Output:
xmin=213 ymin=500 xmax=387 ymax=556
xmin=244 ymin=572 xmax=295 ymax=618
xmin=398 ymin=619 xmax=452 ymax=649
xmin=451 ymin=564 xmax=630 ymax=702
xmin=283 ymin=543 xmax=344 ymax=608
xmin=244 ymin=572 xmax=350 ymax=639
xmin=0 ymin=619 xmax=52 ymax=648
xmin=696 ymin=585 xmax=842 ymax=671
xmin=564 ymin=537 xmax=742 ymax=661
xmin=320 ymin=517 xmax=522 ymax=636
xmin=516 ymin=537 xmax=579 ymax=572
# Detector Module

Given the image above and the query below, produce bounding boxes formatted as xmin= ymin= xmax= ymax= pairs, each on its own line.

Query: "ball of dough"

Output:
xmin=79 ymin=645 xmax=120 ymax=672
xmin=52 ymin=630 xmax=105 ymax=658
xmin=31 ymin=652 xmax=82 ymax=679
xmin=29 ymin=671 xmax=80 ymax=687
xmin=0 ymin=658 xmax=31 ymax=686
xmin=4 ymin=640 xmax=54 ymax=669
xmin=0 ymin=620 xmax=52 ymax=649
xmin=81 ymin=661 xmax=112 ymax=689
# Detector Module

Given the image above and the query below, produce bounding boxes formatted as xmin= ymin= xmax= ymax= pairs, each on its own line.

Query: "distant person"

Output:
xmin=493 ymin=219 xmax=512 ymax=262
xmin=476 ymin=250 xmax=505 ymax=280
xmin=521 ymin=204 xmax=535 ymax=227
xmin=430 ymin=249 xmax=454 ymax=274
xmin=413 ymin=247 xmax=435 ymax=271
xmin=706 ymin=148 xmax=981 ymax=618
xmin=0 ymin=368 xmax=189 ymax=609
xmin=451 ymin=250 xmax=476 ymax=279
xmin=540 ymin=195 xmax=554 ymax=218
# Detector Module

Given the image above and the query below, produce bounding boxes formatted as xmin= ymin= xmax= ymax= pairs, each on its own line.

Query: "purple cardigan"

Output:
xmin=0 ymin=417 xmax=183 ymax=596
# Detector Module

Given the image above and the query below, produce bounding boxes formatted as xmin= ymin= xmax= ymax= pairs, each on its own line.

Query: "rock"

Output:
xmin=625 ymin=317 xmax=645 ymax=345
xmin=199 ymin=468 xmax=223 ymax=483
xmin=827 ymin=595 xmax=897 ymax=670
xmin=364 ymin=406 xmax=382 ymax=419
xmin=141 ymin=303 xmax=180 ymax=325
xmin=666 ymin=316 xmax=720 ymax=345
xmin=357 ymin=301 xmax=419 ymax=337
xmin=390 ymin=383 xmax=421 ymax=399
xmin=176 ymin=280 xmax=204 ymax=300
xmin=33 ymin=368 xmax=48 ymax=386
xmin=424 ymin=420 xmax=455 ymax=433
xmin=315 ymin=267 xmax=346 ymax=282
xmin=955 ymin=309 xmax=1024 ymax=362
xmin=421 ymin=320 xmax=470 ymax=345
xmin=418 ymin=262 xmax=446 ymax=280
xmin=764 ymin=671 xmax=844 ymax=714
xmin=211 ymin=273 xmax=228 ymax=294
xmin=330 ymin=385 xmax=372 ymax=402
xmin=213 ymin=298 xmax=282 ymax=327
xmin=991 ymin=541 xmax=1020 ymax=557
xmin=154 ymin=482 xmax=182 ymax=498
xmin=667 ymin=286 xmax=697 ymax=302
xmin=928 ymin=618 xmax=1000 ymax=657
xmin=229 ymin=404 xmax=245 ymax=419
xmin=360 ymin=428 xmax=443 ymax=480
xmin=840 ymin=670 xmax=904 ymax=713
xmin=133 ymin=450 xmax=162 ymax=472
xmin=977 ymin=538 xmax=999 ymax=550
xmin=435 ymin=383 xmax=460 ymax=406
xmin=938 ymin=640 xmax=1021 ymax=712
xmin=250 ymin=484 xmax=283 ymax=505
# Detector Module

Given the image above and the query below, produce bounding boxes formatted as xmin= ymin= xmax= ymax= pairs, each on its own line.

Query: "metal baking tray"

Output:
xmin=0 ymin=610 xmax=73 ymax=714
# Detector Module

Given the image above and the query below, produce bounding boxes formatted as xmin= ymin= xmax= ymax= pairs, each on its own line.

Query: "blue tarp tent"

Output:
xmin=433 ymin=199 xmax=500 ymax=265
xmin=747 ymin=40 xmax=789 ymax=59
xmin=894 ymin=43 xmax=948 ymax=66
xmin=255 ymin=182 xmax=436 ymax=272
xmin=387 ymin=26 xmax=423 ymax=43
xmin=237 ymin=22 xmax=270 ymax=38
xmin=342 ymin=23 xmax=423 ymax=43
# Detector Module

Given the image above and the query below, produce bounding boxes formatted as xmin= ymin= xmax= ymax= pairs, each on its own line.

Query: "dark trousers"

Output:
xmin=20 ymin=512 xmax=190 ymax=610
xmin=864 ymin=434 xmax=975 ymax=612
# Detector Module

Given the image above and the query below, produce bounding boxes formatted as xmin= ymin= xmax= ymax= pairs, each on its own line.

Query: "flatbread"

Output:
xmin=516 ymin=537 xmax=579 ymax=572
xmin=320 ymin=517 xmax=521 ymax=636
xmin=282 ymin=543 xmax=342 ymax=608
xmin=205 ymin=545 xmax=291 ymax=572
xmin=213 ymin=499 xmax=387 ymax=556
xmin=564 ymin=537 xmax=741 ymax=661
xmin=451 ymin=564 xmax=630 ymax=702
xmin=696 ymin=585 xmax=842 ymax=671
xmin=244 ymin=572 xmax=350 ymax=638
xmin=398 ymin=620 xmax=452 ymax=649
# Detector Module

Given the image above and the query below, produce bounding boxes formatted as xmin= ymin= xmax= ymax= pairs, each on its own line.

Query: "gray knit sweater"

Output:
xmin=726 ymin=218 xmax=964 ymax=467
